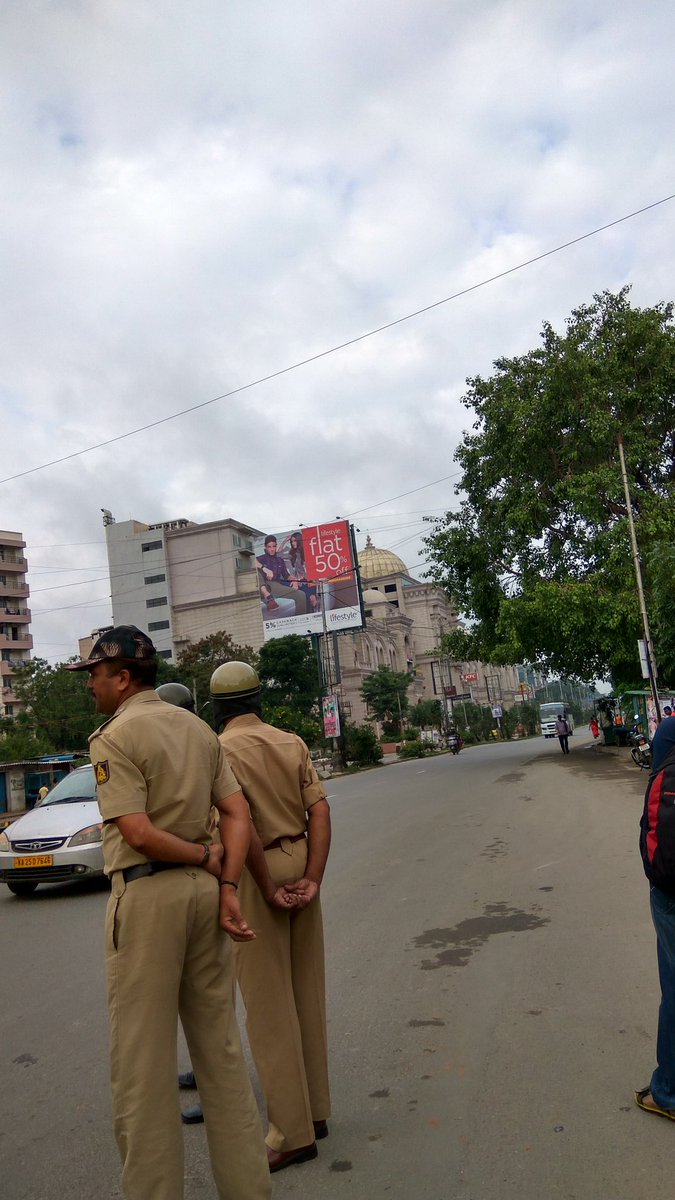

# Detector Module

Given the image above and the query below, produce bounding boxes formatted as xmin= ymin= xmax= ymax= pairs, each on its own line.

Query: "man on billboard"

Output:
xmin=257 ymin=535 xmax=309 ymax=616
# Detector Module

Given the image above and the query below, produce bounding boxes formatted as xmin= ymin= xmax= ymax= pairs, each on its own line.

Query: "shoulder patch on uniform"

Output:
xmin=95 ymin=760 xmax=110 ymax=785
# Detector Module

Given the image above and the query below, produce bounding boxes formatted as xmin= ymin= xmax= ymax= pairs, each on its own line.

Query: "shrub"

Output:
xmin=398 ymin=739 xmax=432 ymax=759
xmin=343 ymin=723 xmax=384 ymax=766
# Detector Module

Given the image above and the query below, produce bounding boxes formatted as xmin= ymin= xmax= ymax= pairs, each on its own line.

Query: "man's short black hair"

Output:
xmin=105 ymin=658 xmax=159 ymax=688
xmin=264 ymin=536 xmax=277 ymax=548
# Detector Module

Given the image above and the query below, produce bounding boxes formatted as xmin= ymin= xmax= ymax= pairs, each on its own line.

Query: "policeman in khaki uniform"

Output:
xmin=209 ymin=661 xmax=332 ymax=1173
xmin=66 ymin=627 xmax=270 ymax=1200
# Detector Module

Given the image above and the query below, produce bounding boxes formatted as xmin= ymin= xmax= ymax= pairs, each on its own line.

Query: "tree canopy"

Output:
xmin=424 ymin=289 xmax=675 ymax=684
xmin=360 ymin=666 xmax=412 ymax=733
xmin=257 ymin=635 xmax=320 ymax=717
xmin=175 ymin=631 xmax=258 ymax=715
xmin=11 ymin=658 xmax=106 ymax=753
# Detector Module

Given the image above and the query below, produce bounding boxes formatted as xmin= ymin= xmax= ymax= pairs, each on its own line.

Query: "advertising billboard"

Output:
xmin=255 ymin=520 xmax=363 ymax=642
xmin=322 ymin=694 xmax=341 ymax=738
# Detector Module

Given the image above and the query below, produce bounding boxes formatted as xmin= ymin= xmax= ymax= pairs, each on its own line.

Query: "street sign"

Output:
xmin=491 ymin=704 xmax=503 ymax=718
xmin=638 ymin=639 xmax=650 ymax=681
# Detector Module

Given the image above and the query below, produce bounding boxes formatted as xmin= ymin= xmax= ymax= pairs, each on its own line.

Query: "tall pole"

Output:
xmin=617 ymin=434 xmax=661 ymax=722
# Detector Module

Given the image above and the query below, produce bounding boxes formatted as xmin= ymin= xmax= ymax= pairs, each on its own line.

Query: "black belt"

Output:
xmin=263 ymin=833 xmax=306 ymax=851
xmin=122 ymin=861 xmax=187 ymax=884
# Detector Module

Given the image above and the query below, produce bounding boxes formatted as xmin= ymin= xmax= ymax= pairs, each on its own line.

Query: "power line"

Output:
xmin=2 ymin=193 xmax=673 ymax=487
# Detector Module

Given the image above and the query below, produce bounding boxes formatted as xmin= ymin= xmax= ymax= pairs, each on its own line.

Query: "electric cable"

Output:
xmin=1 ymin=193 xmax=672 ymax=486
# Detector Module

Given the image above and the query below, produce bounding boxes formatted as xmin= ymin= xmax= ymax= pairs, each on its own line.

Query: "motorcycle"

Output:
xmin=447 ymin=732 xmax=462 ymax=755
xmin=628 ymin=717 xmax=651 ymax=770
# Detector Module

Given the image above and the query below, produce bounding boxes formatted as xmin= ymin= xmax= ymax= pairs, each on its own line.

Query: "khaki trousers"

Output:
xmin=105 ymin=868 xmax=270 ymax=1200
xmin=234 ymin=838 xmax=330 ymax=1152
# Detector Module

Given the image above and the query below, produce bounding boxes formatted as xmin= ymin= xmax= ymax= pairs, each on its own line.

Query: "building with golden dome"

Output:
xmin=335 ymin=535 xmax=523 ymax=726
xmin=95 ymin=513 xmax=527 ymax=731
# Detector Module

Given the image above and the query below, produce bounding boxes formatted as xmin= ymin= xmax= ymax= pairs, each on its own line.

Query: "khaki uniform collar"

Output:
xmin=89 ymin=688 xmax=160 ymax=741
xmin=223 ymin=713 xmax=263 ymax=730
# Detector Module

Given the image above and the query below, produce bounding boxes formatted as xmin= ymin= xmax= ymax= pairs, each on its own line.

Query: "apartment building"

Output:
xmin=102 ymin=512 xmax=264 ymax=661
xmin=0 ymin=530 xmax=33 ymax=717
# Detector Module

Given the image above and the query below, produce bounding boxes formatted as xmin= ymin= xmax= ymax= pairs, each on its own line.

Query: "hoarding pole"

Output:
xmin=617 ymin=434 xmax=661 ymax=723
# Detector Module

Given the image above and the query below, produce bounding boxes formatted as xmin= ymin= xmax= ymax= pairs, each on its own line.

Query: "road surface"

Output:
xmin=1 ymin=735 xmax=667 ymax=1199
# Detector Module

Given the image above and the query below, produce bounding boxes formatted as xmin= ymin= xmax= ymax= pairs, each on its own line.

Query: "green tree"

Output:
xmin=258 ymin=636 xmax=320 ymax=718
xmin=342 ymin=723 xmax=384 ymax=766
xmin=650 ymin=542 xmax=675 ymax=684
xmin=263 ymin=704 xmax=321 ymax=747
xmin=175 ymin=631 xmax=258 ymax=716
xmin=411 ymin=698 xmax=444 ymax=731
xmin=11 ymin=658 xmax=105 ymax=751
xmin=360 ymin=667 xmax=412 ymax=735
xmin=0 ymin=711 xmax=53 ymax=762
xmin=424 ymin=289 xmax=675 ymax=684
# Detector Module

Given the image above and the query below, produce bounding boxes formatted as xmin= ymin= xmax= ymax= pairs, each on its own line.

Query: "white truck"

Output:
xmin=539 ymin=702 xmax=575 ymax=738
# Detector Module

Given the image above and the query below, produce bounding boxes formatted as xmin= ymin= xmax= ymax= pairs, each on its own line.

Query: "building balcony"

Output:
xmin=0 ymin=634 xmax=33 ymax=652
xmin=0 ymin=579 xmax=29 ymax=596
xmin=1 ymin=606 xmax=30 ymax=622
xmin=0 ymin=555 xmax=28 ymax=572
xmin=1 ymin=659 xmax=27 ymax=673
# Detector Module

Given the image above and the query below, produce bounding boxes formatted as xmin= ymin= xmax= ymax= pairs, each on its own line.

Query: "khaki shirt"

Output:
xmin=89 ymin=691 xmax=240 ymax=874
xmin=219 ymin=714 xmax=326 ymax=847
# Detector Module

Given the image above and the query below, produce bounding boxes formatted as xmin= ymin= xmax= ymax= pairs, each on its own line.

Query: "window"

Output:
xmin=4 ymin=704 xmax=13 ymax=716
xmin=235 ymin=556 xmax=252 ymax=571
xmin=148 ymin=620 xmax=170 ymax=632
xmin=233 ymin=533 xmax=242 ymax=547
xmin=157 ymin=649 xmax=172 ymax=659
xmin=141 ymin=540 xmax=163 ymax=553
xmin=144 ymin=573 xmax=166 ymax=585
xmin=146 ymin=596 xmax=167 ymax=609
xmin=384 ymin=584 xmax=397 ymax=593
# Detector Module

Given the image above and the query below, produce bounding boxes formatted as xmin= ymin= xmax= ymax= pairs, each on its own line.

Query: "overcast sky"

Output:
xmin=2 ymin=0 xmax=674 ymax=664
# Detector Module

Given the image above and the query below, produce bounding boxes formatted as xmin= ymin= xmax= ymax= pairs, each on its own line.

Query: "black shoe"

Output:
xmin=313 ymin=1120 xmax=329 ymax=1140
xmin=178 ymin=1070 xmax=196 ymax=1089
xmin=267 ymin=1142 xmax=318 ymax=1172
xmin=181 ymin=1104 xmax=204 ymax=1124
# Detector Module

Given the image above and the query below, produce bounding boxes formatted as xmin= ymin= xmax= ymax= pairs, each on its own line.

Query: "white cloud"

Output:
xmin=1 ymin=0 xmax=674 ymax=660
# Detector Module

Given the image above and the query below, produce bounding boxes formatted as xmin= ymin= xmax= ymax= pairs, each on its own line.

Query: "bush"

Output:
xmin=343 ymin=723 xmax=384 ymax=767
xmin=398 ymin=739 xmax=433 ymax=759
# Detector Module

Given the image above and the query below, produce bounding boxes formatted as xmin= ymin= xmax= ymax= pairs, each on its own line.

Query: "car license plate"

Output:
xmin=14 ymin=855 xmax=53 ymax=869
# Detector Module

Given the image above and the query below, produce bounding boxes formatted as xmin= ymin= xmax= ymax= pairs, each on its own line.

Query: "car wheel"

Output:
xmin=7 ymin=879 xmax=39 ymax=897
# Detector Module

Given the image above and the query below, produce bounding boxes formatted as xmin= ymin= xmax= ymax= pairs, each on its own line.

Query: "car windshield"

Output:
xmin=36 ymin=768 xmax=97 ymax=806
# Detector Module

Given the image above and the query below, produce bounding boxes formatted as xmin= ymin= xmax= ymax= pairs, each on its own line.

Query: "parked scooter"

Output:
xmin=628 ymin=715 xmax=651 ymax=770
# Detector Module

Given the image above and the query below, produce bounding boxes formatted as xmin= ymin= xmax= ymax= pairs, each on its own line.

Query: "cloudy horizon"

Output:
xmin=2 ymin=0 xmax=674 ymax=663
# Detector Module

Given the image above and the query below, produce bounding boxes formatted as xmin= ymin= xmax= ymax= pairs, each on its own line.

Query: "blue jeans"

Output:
xmin=649 ymin=885 xmax=675 ymax=1109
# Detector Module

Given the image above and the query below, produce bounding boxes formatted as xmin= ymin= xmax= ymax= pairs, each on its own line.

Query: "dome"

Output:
xmin=359 ymin=536 xmax=408 ymax=581
xmin=362 ymin=587 xmax=391 ymax=606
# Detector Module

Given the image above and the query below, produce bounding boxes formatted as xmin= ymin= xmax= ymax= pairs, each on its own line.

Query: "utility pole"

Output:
xmin=617 ymin=433 xmax=661 ymax=723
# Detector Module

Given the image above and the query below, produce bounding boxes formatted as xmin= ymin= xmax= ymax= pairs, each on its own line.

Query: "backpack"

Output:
xmin=639 ymin=745 xmax=675 ymax=893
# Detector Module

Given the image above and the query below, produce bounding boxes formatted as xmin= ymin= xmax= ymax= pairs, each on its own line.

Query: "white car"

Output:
xmin=0 ymin=765 xmax=103 ymax=897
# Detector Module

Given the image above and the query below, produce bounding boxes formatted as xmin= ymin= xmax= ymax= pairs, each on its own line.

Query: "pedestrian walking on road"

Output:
xmin=637 ymin=715 xmax=675 ymax=1121
xmin=555 ymin=714 xmax=570 ymax=754
xmin=192 ymin=660 xmax=332 ymax=1174
xmin=67 ymin=627 xmax=270 ymax=1200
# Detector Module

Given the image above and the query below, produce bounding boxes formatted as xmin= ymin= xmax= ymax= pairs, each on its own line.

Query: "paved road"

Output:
xmin=1 ymin=735 xmax=668 ymax=1199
